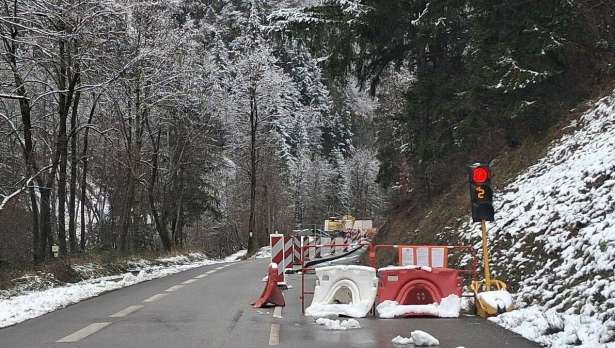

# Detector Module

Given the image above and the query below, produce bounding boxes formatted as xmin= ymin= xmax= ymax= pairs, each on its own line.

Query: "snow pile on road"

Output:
xmin=377 ymin=294 xmax=461 ymax=318
xmin=392 ymin=330 xmax=440 ymax=346
xmin=0 ymin=252 xmax=235 ymax=328
xmin=451 ymin=90 xmax=615 ymax=346
xmin=315 ymin=317 xmax=361 ymax=330
xmin=305 ymin=301 xmax=374 ymax=318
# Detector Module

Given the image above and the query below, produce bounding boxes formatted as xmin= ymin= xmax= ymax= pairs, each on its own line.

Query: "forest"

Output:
xmin=1 ymin=0 xmax=613 ymax=267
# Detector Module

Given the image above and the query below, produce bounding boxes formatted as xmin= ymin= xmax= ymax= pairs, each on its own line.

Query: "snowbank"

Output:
xmin=0 ymin=253 xmax=236 ymax=328
xmin=490 ymin=306 xmax=610 ymax=347
xmin=451 ymin=90 xmax=615 ymax=346
xmin=377 ymin=294 xmax=461 ymax=318
xmin=315 ymin=317 xmax=361 ymax=330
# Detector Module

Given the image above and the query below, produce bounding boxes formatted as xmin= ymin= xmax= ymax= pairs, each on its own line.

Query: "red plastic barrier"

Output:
xmin=253 ymin=263 xmax=286 ymax=308
xmin=377 ymin=267 xmax=461 ymax=307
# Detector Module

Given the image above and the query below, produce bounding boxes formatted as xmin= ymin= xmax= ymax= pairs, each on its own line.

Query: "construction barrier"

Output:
xmin=304 ymin=265 xmax=378 ymax=318
xmin=293 ymin=236 xmax=302 ymax=265
xmin=369 ymin=244 xmax=477 ymax=318
xmin=301 ymin=236 xmax=310 ymax=266
xmin=314 ymin=235 xmax=321 ymax=258
xmin=343 ymin=233 xmax=349 ymax=252
xmin=253 ymin=263 xmax=285 ymax=308
xmin=376 ymin=266 xmax=461 ymax=306
xmin=270 ymin=234 xmax=285 ymax=285
xmin=284 ymin=236 xmax=293 ymax=272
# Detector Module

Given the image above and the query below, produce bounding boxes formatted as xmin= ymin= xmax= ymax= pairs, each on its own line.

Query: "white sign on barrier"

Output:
xmin=401 ymin=248 xmax=414 ymax=266
xmin=416 ymin=247 xmax=430 ymax=267
xmin=431 ymin=248 xmax=445 ymax=268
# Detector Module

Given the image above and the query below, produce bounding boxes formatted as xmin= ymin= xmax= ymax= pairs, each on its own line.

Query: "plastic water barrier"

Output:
xmin=304 ymin=265 xmax=378 ymax=318
xmin=297 ymin=243 xmax=476 ymax=319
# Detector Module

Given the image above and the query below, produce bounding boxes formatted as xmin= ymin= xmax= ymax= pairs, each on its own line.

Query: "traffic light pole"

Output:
xmin=480 ymin=220 xmax=492 ymax=291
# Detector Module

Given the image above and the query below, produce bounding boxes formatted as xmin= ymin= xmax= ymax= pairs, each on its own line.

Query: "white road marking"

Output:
xmin=143 ymin=293 xmax=168 ymax=303
xmin=269 ymin=323 xmax=280 ymax=346
xmin=214 ymin=266 xmax=225 ymax=270
xmin=109 ymin=305 xmax=144 ymax=318
xmin=194 ymin=274 xmax=208 ymax=279
xmin=182 ymin=279 xmax=198 ymax=284
xmin=165 ymin=285 xmax=185 ymax=292
xmin=273 ymin=306 xmax=283 ymax=319
xmin=57 ymin=322 xmax=111 ymax=343
xmin=205 ymin=270 xmax=216 ymax=274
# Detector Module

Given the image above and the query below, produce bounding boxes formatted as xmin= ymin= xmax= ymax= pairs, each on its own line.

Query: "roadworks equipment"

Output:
xmin=471 ymin=279 xmax=513 ymax=317
xmin=305 ymin=265 xmax=378 ymax=318
xmin=253 ymin=263 xmax=285 ymax=308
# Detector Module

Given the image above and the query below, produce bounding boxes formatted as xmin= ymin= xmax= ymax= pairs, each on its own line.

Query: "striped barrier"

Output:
xmin=315 ymin=235 xmax=321 ymax=258
xmin=284 ymin=236 xmax=293 ymax=272
xmin=301 ymin=236 xmax=310 ymax=266
xmin=270 ymin=234 xmax=285 ymax=285
xmin=293 ymin=236 xmax=302 ymax=265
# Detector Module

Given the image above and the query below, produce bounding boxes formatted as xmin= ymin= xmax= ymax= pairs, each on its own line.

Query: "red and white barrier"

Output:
xmin=270 ymin=234 xmax=285 ymax=285
xmin=293 ymin=236 xmax=302 ymax=265
xmin=301 ymin=236 xmax=310 ymax=265
xmin=284 ymin=236 xmax=293 ymax=272
xmin=343 ymin=233 xmax=349 ymax=252
xmin=315 ymin=235 xmax=321 ymax=258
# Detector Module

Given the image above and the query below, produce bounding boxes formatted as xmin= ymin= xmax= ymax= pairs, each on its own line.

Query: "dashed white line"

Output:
xmin=109 ymin=305 xmax=144 ymax=318
xmin=143 ymin=293 xmax=168 ymax=303
xmin=269 ymin=323 xmax=280 ymax=346
xmin=194 ymin=274 xmax=208 ymax=279
xmin=57 ymin=322 xmax=111 ymax=343
xmin=165 ymin=284 xmax=185 ymax=292
xmin=182 ymin=279 xmax=198 ymax=284
xmin=205 ymin=270 xmax=216 ymax=275
xmin=214 ymin=266 xmax=225 ymax=270
xmin=273 ymin=306 xmax=283 ymax=319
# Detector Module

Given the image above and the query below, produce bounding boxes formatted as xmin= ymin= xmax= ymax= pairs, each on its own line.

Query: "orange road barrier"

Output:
xmin=253 ymin=263 xmax=286 ymax=308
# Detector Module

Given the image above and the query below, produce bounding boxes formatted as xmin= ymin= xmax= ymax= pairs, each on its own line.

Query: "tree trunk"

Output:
xmin=146 ymin=129 xmax=173 ymax=252
xmin=80 ymin=94 xmax=99 ymax=251
xmin=68 ymin=91 xmax=81 ymax=253
xmin=247 ymin=86 xmax=258 ymax=254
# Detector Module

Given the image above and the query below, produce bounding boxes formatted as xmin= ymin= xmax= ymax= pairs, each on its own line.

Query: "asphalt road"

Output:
xmin=0 ymin=255 xmax=540 ymax=348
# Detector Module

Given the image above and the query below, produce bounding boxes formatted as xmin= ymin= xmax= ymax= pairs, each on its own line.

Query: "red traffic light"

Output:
xmin=472 ymin=166 xmax=490 ymax=184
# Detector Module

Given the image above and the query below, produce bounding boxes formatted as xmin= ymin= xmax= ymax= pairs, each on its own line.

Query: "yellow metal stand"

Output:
xmin=472 ymin=220 xmax=511 ymax=317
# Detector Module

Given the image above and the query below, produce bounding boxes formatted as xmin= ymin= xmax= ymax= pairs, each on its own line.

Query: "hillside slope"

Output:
xmin=452 ymin=91 xmax=615 ymax=346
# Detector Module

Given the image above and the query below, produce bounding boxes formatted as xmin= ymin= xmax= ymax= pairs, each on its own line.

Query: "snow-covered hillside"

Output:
xmin=454 ymin=91 xmax=615 ymax=347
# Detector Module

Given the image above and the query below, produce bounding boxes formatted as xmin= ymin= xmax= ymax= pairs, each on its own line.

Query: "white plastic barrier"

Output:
xmin=305 ymin=265 xmax=378 ymax=318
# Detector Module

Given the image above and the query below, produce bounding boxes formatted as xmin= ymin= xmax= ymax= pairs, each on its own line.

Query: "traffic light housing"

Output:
xmin=469 ymin=163 xmax=495 ymax=222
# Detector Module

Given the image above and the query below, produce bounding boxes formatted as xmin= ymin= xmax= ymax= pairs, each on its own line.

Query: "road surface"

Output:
xmin=0 ymin=255 xmax=540 ymax=347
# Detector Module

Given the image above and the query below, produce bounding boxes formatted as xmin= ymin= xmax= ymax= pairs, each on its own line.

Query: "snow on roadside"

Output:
xmin=489 ymin=306 xmax=610 ymax=347
xmin=377 ymin=294 xmax=461 ymax=318
xmin=224 ymin=249 xmax=247 ymax=262
xmin=253 ymin=246 xmax=272 ymax=259
xmin=315 ymin=317 xmax=361 ymax=330
xmin=450 ymin=90 xmax=615 ymax=346
xmin=0 ymin=252 xmax=237 ymax=328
